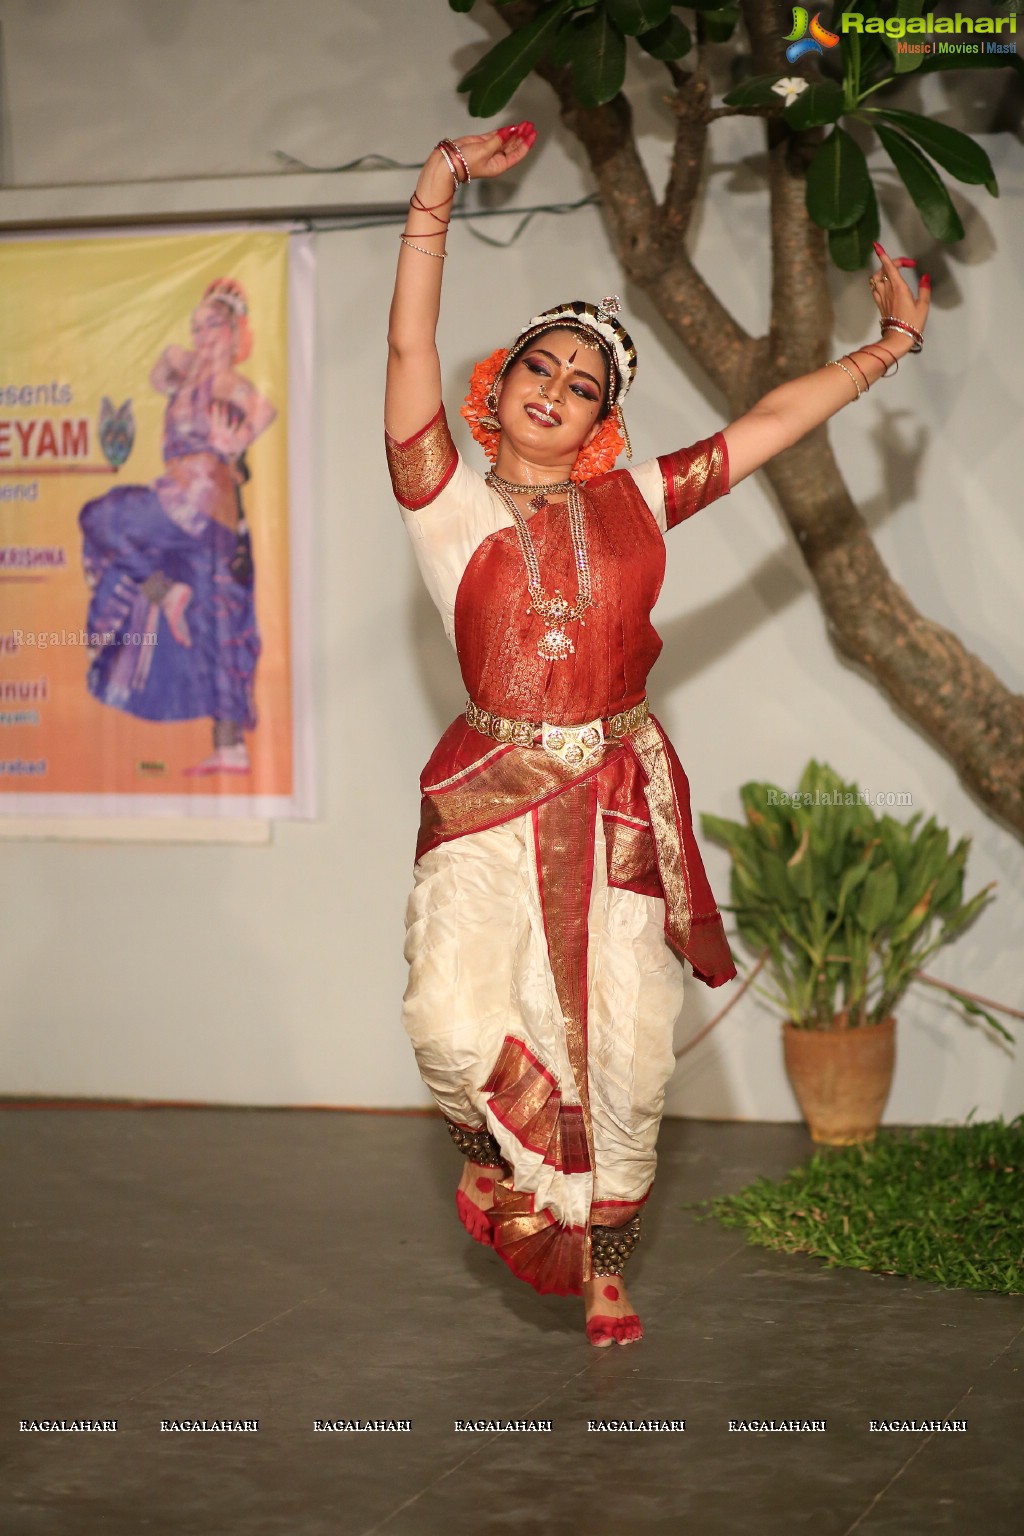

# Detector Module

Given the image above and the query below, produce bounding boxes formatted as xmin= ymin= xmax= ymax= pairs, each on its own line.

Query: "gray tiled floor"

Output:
xmin=1 ymin=1108 xmax=1021 ymax=1535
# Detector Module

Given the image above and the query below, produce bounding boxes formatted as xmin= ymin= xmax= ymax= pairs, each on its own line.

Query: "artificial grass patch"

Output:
xmin=692 ymin=1116 xmax=1024 ymax=1297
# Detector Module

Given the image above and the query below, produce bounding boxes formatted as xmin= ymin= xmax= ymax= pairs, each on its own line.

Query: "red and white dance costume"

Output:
xmin=387 ymin=405 xmax=736 ymax=1297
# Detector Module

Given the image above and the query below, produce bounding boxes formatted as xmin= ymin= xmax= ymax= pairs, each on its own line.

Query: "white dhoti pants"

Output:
xmin=402 ymin=809 xmax=685 ymax=1235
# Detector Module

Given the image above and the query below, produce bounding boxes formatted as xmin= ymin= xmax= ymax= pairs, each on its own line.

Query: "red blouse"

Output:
xmin=386 ymin=405 xmax=736 ymax=988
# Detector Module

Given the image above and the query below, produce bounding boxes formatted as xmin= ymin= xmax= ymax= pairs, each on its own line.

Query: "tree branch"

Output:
xmin=663 ymin=44 xmax=710 ymax=239
xmin=762 ymin=431 xmax=1024 ymax=836
xmin=740 ymin=0 xmax=832 ymax=373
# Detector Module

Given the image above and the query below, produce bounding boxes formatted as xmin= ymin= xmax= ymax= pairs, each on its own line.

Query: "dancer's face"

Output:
xmin=496 ymin=329 xmax=609 ymax=463
xmin=191 ymin=301 xmax=236 ymax=368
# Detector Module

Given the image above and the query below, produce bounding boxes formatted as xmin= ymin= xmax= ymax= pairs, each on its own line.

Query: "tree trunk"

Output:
xmin=488 ymin=0 xmax=1024 ymax=838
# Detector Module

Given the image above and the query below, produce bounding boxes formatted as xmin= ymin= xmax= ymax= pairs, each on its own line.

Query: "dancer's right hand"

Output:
xmin=440 ymin=123 xmax=538 ymax=182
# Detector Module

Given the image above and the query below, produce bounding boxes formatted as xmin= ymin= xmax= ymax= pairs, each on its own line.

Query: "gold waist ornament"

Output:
xmin=465 ymin=697 xmax=649 ymax=770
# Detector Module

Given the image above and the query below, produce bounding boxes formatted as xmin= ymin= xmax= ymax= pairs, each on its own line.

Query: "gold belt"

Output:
xmin=465 ymin=697 xmax=649 ymax=769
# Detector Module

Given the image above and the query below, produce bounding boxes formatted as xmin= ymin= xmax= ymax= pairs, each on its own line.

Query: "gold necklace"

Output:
xmin=486 ymin=474 xmax=594 ymax=662
xmin=486 ymin=468 xmax=574 ymax=515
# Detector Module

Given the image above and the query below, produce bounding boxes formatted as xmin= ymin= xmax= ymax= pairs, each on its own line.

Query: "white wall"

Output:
xmin=0 ymin=0 xmax=1020 ymax=1121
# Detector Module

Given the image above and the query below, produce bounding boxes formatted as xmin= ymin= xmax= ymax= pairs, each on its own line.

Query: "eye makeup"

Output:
xmin=522 ymin=351 xmax=601 ymax=402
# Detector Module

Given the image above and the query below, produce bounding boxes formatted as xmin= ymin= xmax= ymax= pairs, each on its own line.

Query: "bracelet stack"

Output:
xmin=436 ymin=138 xmax=471 ymax=192
xmin=399 ymin=139 xmax=470 ymax=261
xmin=826 ymin=343 xmax=901 ymax=401
xmin=880 ymin=315 xmax=924 ymax=354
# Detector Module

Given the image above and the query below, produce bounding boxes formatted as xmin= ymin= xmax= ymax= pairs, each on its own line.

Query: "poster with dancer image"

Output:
xmin=0 ymin=226 xmax=313 ymax=820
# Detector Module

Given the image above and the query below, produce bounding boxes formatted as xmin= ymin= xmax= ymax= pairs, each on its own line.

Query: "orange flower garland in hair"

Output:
xmin=461 ymin=347 xmax=625 ymax=483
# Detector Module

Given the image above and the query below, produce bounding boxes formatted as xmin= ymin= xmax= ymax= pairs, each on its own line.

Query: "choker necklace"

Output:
xmin=487 ymin=468 xmax=573 ymax=516
xmin=486 ymin=474 xmax=593 ymax=662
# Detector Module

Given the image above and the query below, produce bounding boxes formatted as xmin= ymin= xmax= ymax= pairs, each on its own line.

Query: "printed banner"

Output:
xmin=0 ymin=227 xmax=313 ymax=818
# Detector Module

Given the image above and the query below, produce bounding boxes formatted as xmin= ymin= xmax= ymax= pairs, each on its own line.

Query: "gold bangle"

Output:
xmin=826 ymin=358 xmax=862 ymax=400
xmin=399 ymin=236 xmax=447 ymax=260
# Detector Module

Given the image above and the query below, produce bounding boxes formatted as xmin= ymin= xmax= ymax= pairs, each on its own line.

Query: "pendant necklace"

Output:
xmin=486 ymin=470 xmax=594 ymax=662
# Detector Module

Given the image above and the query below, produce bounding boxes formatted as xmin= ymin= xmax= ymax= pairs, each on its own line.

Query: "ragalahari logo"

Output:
xmin=785 ymin=7 xmax=841 ymax=63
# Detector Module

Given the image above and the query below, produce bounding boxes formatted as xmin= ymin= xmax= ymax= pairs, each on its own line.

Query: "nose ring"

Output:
xmin=538 ymin=381 xmax=548 ymax=398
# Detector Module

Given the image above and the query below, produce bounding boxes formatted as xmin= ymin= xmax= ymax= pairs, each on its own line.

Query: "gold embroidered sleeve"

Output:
xmin=658 ymin=430 xmax=730 ymax=530
xmin=384 ymin=403 xmax=458 ymax=511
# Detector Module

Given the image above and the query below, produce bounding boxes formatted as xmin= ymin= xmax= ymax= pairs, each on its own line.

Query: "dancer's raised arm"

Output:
xmin=720 ymin=243 xmax=931 ymax=489
xmin=385 ymin=125 xmax=537 ymax=444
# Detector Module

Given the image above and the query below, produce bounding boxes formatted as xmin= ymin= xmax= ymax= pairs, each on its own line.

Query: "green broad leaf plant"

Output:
xmin=700 ymin=761 xmax=1011 ymax=1039
xmin=451 ymin=0 xmax=1015 ymax=270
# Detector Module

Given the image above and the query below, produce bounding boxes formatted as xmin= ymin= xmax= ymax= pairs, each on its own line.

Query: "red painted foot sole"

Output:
xmin=585 ymin=1313 xmax=644 ymax=1347
xmin=455 ymin=1188 xmax=494 ymax=1248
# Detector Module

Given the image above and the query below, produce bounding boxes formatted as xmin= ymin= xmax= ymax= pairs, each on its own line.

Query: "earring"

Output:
xmin=616 ymin=402 xmax=632 ymax=459
xmin=479 ymin=388 xmax=501 ymax=431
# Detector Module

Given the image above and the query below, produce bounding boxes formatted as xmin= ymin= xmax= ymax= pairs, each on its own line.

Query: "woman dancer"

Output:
xmin=80 ymin=278 xmax=275 ymax=775
xmin=385 ymin=126 xmax=929 ymax=1346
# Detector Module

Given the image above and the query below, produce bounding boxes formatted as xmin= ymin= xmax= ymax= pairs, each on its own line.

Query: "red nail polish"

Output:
xmin=873 ymin=241 xmax=884 ymax=255
xmin=921 ymin=274 xmax=931 ymax=287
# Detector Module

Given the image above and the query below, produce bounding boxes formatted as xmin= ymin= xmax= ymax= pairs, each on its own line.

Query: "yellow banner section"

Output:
xmin=0 ymin=229 xmax=295 ymax=805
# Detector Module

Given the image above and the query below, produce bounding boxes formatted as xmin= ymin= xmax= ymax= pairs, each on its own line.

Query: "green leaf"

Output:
xmin=940 ymin=884 xmax=995 ymax=942
xmin=448 ymin=0 xmax=477 ymax=12
xmin=856 ymin=864 xmax=900 ymax=934
xmin=699 ymin=4 xmax=739 ymax=42
xmin=835 ymin=856 xmax=872 ymax=921
xmin=951 ymin=994 xmax=1016 ymax=1046
xmin=877 ymin=0 xmax=927 ymax=75
xmin=722 ymin=73 xmax=787 ymax=110
xmin=569 ymin=8 xmax=628 ymax=107
xmin=876 ymin=123 xmax=965 ymax=242
xmin=607 ymin=0 xmax=671 ymax=36
xmin=873 ymin=108 xmax=998 ymax=196
xmin=638 ymin=14 xmax=691 ymax=59
xmin=785 ymin=79 xmax=845 ymax=131
xmin=459 ymin=1 xmax=572 ymax=116
xmin=700 ymin=811 xmax=749 ymax=850
xmin=806 ymin=126 xmax=872 ymax=231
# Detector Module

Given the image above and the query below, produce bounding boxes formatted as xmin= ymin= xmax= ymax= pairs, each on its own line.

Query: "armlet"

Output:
xmin=658 ymin=431 xmax=730 ymax=530
xmin=384 ymin=403 xmax=458 ymax=511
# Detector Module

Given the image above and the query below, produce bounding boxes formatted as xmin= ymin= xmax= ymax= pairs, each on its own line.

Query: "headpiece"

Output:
xmin=200 ymin=276 xmax=252 ymax=363
xmin=462 ymin=296 xmax=637 ymax=474
xmin=203 ymin=277 xmax=248 ymax=318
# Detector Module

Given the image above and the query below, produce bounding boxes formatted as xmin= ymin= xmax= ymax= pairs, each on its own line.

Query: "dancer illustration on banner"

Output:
xmin=79 ymin=277 xmax=276 ymax=776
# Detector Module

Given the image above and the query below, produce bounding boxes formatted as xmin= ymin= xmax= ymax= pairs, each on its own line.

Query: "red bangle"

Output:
xmin=844 ymin=354 xmax=870 ymax=391
xmin=410 ymin=190 xmax=455 ymax=212
xmin=856 ymin=344 xmax=898 ymax=378
xmin=410 ymin=192 xmax=453 ymax=228
xmin=399 ymin=226 xmax=448 ymax=238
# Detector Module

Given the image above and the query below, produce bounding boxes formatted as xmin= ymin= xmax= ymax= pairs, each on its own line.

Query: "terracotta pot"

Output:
xmin=782 ymin=1015 xmax=896 ymax=1146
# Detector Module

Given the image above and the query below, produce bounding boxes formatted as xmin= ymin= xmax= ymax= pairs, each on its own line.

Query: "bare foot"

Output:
xmin=183 ymin=744 xmax=251 ymax=777
xmin=583 ymin=1274 xmax=643 ymax=1348
xmin=456 ymin=1160 xmax=502 ymax=1247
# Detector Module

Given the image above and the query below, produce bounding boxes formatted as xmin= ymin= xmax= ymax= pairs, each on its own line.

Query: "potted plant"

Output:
xmin=700 ymin=761 xmax=1014 ymax=1145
